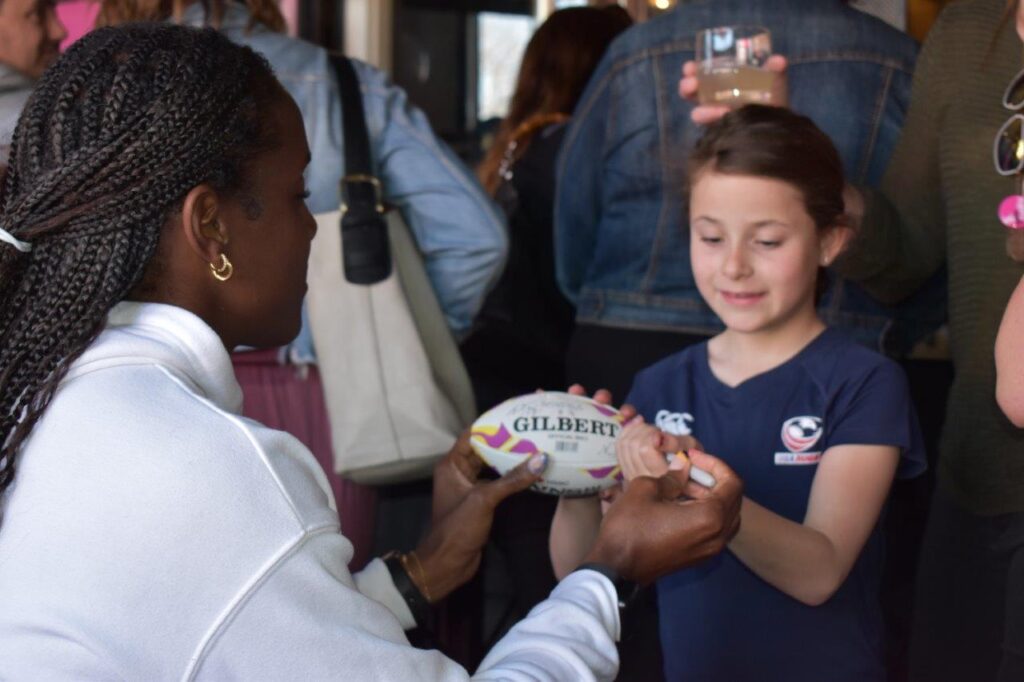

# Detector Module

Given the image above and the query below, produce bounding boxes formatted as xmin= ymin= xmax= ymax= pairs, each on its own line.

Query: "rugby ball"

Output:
xmin=470 ymin=391 xmax=625 ymax=497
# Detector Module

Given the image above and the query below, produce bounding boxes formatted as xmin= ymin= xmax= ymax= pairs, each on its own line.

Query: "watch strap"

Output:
xmin=383 ymin=552 xmax=432 ymax=629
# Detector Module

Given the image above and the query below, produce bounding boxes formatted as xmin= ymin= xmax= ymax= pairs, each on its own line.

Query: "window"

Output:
xmin=476 ymin=12 xmax=536 ymax=122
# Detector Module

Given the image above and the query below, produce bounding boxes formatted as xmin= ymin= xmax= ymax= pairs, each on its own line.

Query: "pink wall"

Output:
xmin=57 ymin=1 xmax=101 ymax=51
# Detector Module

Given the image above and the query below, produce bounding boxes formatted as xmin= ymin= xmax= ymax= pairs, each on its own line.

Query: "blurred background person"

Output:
xmin=0 ymin=0 xmax=66 ymax=162
xmin=828 ymin=1 xmax=1024 ymax=679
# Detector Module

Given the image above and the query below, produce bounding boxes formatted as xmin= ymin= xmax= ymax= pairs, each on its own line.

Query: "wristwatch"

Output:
xmin=382 ymin=551 xmax=432 ymax=629
xmin=574 ymin=562 xmax=640 ymax=612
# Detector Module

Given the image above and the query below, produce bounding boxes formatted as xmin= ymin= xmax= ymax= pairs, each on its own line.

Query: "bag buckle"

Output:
xmin=340 ymin=174 xmax=385 ymax=214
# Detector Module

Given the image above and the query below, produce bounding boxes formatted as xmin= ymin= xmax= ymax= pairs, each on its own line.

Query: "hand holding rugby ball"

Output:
xmin=470 ymin=391 xmax=624 ymax=497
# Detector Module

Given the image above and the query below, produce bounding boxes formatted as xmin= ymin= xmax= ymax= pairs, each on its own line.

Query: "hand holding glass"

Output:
xmin=696 ymin=26 xmax=773 ymax=107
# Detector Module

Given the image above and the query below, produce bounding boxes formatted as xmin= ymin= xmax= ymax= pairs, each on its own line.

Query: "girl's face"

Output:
xmin=689 ymin=170 xmax=844 ymax=339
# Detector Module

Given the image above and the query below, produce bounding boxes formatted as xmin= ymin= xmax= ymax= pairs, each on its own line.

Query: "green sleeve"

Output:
xmin=836 ymin=13 xmax=950 ymax=304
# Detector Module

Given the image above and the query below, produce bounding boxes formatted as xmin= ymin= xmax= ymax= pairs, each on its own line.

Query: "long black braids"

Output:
xmin=0 ymin=23 xmax=283 ymax=501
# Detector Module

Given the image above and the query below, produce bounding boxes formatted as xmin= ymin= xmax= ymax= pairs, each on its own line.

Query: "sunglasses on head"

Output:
xmin=994 ymin=68 xmax=1024 ymax=176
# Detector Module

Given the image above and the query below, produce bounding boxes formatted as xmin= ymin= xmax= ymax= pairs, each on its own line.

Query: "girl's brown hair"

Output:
xmin=688 ymin=104 xmax=846 ymax=233
xmin=689 ymin=105 xmax=847 ymax=302
xmin=98 ymin=0 xmax=285 ymax=34
xmin=478 ymin=6 xmax=632 ymax=195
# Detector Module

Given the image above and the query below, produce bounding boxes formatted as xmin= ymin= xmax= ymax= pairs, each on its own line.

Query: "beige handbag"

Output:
xmin=307 ymin=208 xmax=477 ymax=484
xmin=305 ymin=56 xmax=476 ymax=485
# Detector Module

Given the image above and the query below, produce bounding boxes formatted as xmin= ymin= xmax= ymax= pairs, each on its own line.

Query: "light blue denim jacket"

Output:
xmin=184 ymin=4 xmax=508 ymax=361
xmin=555 ymin=0 xmax=946 ymax=356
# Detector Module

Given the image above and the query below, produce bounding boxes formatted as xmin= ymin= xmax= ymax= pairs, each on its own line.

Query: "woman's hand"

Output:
xmin=616 ymin=420 xmax=702 ymax=481
xmin=417 ymin=433 xmax=546 ymax=602
xmin=583 ymin=451 xmax=743 ymax=585
xmin=678 ymin=55 xmax=789 ymax=125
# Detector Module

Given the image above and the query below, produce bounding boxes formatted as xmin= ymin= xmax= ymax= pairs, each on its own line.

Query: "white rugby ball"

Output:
xmin=470 ymin=391 xmax=625 ymax=497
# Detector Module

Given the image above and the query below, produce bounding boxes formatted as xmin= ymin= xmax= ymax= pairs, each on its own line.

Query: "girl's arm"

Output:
xmin=549 ymin=496 xmax=603 ymax=580
xmin=548 ymin=385 xmax=637 ymax=579
xmin=728 ymin=444 xmax=898 ymax=606
xmin=996 ymin=273 xmax=1024 ymax=427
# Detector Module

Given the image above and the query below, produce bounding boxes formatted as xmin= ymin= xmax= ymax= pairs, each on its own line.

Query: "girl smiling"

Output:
xmin=552 ymin=105 xmax=926 ymax=681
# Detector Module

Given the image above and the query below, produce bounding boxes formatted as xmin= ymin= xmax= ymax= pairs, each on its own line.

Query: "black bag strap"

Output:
xmin=332 ymin=54 xmax=373 ymax=179
xmin=328 ymin=54 xmax=391 ymax=285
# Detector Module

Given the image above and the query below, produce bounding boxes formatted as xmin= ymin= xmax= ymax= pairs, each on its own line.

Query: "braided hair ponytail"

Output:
xmin=0 ymin=23 xmax=283 ymax=501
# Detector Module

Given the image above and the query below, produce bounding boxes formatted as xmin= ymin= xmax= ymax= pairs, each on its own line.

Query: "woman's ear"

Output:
xmin=819 ymin=224 xmax=853 ymax=268
xmin=178 ymin=183 xmax=229 ymax=265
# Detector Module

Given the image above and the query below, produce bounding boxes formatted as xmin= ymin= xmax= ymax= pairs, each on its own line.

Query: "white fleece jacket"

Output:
xmin=0 ymin=302 xmax=619 ymax=681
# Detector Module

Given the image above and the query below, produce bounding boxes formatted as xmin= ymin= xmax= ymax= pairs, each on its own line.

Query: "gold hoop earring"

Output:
xmin=210 ymin=253 xmax=233 ymax=282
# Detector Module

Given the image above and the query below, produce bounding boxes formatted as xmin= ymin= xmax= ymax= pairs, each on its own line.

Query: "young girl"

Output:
xmin=550 ymin=105 xmax=925 ymax=682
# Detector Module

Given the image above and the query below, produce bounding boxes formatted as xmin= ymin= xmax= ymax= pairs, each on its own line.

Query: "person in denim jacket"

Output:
xmin=555 ymin=0 xmax=946 ymax=390
xmin=165 ymin=2 xmax=508 ymax=362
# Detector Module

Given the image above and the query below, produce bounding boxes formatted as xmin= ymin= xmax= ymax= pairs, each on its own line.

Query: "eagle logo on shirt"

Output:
xmin=780 ymin=416 xmax=823 ymax=453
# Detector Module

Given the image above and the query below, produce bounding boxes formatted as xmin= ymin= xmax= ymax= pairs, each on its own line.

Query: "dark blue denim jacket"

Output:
xmin=555 ymin=0 xmax=946 ymax=355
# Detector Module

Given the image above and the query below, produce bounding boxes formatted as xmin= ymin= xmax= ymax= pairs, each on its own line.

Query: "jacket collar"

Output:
xmin=69 ymin=302 xmax=244 ymax=415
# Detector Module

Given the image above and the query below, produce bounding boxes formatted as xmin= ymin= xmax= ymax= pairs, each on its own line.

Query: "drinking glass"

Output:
xmin=695 ymin=26 xmax=773 ymax=106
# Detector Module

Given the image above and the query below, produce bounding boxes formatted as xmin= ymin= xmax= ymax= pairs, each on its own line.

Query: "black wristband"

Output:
xmin=574 ymin=562 xmax=640 ymax=611
xmin=383 ymin=553 xmax=432 ymax=629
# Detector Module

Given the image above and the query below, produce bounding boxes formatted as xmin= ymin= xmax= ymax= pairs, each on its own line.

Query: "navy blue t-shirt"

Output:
xmin=626 ymin=328 xmax=925 ymax=682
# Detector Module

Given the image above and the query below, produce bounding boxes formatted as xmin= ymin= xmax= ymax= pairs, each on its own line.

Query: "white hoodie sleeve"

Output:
xmin=192 ymin=530 xmax=620 ymax=682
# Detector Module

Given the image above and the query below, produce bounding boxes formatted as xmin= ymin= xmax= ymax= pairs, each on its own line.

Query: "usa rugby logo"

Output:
xmin=781 ymin=416 xmax=823 ymax=452
xmin=775 ymin=416 xmax=823 ymax=465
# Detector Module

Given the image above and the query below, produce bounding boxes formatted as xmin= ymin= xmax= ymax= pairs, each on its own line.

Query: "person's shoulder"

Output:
xmin=938 ymin=0 xmax=1004 ymax=24
xmin=782 ymin=3 xmax=917 ymax=67
xmin=230 ymin=27 xmax=332 ymax=84
xmin=600 ymin=8 xmax=690 ymax=64
xmin=54 ymin=360 xmax=335 ymax=532
xmin=919 ymin=0 xmax=1003 ymax=51
xmin=346 ymin=58 xmax=401 ymax=97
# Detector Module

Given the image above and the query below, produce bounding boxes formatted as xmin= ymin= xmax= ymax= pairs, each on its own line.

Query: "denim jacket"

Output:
xmin=184 ymin=4 xmax=508 ymax=361
xmin=555 ymin=0 xmax=946 ymax=355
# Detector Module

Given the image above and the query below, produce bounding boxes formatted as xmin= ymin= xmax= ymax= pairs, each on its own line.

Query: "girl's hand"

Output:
xmin=616 ymin=419 xmax=702 ymax=480
xmin=566 ymin=382 xmax=637 ymax=423
xmin=679 ymin=55 xmax=789 ymax=125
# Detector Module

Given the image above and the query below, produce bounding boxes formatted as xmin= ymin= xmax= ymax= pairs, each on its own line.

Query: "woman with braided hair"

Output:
xmin=0 ymin=23 xmax=744 ymax=678
xmin=96 ymin=0 xmax=511 ymax=571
